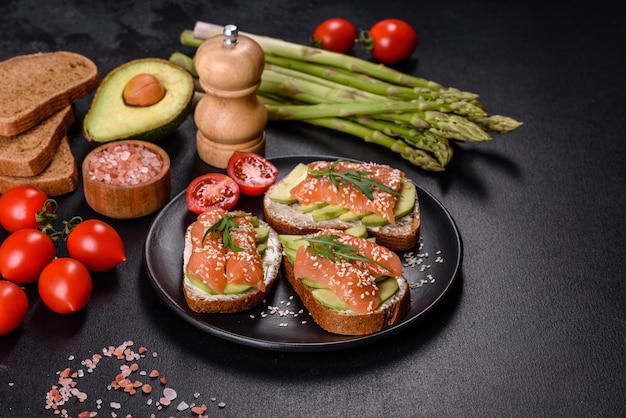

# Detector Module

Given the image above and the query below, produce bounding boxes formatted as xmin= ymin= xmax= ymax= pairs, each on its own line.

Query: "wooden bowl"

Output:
xmin=82 ymin=140 xmax=171 ymax=219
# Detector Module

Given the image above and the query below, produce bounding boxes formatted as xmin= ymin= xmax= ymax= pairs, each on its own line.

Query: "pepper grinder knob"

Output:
xmin=193 ymin=24 xmax=267 ymax=168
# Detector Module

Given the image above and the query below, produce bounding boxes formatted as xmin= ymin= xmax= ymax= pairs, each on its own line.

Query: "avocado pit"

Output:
xmin=122 ymin=73 xmax=165 ymax=107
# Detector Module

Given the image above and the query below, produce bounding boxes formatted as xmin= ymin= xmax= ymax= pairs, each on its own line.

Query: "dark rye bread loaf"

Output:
xmin=0 ymin=136 xmax=78 ymax=196
xmin=0 ymin=106 xmax=74 ymax=176
xmin=0 ymin=51 xmax=98 ymax=136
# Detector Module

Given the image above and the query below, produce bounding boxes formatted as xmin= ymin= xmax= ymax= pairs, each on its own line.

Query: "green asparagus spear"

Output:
xmin=187 ymin=23 xmax=445 ymax=90
xmin=305 ymin=117 xmax=445 ymax=171
xmin=264 ymin=101 xmax=446 ymax=121
xmin=351 ymin=116 xmax=453 ymax=166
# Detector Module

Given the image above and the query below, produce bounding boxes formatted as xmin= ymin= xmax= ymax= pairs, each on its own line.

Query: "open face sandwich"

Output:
xmin=263 ymin=159 xmax=420 ymax=252
xmin=279 ymin=229 xmax=411 ymax=335
xmin=182 ymin=207 xmax=282 ymax=313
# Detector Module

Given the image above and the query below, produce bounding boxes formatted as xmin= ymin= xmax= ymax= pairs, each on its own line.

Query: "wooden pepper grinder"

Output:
xmin=193 ymin=24 xmax=267 ymax=168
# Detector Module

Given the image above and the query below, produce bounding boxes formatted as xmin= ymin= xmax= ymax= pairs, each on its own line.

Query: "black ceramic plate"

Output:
xmin=144 ymin=155 xmax=462 ymax=352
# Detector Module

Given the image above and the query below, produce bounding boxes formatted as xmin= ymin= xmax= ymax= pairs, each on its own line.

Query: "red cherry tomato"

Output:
xmin=312 ymin=18 xmax=358 ymax=54
xmin=66 ymin=219 xmax=126 ymax=272
xmin=363 ymin=19 xmax=419 ymax=64
xmin=226 ymin=151 xmax=279 ymax=196
xmin=0 ymin=185 xmax=49 ymax=232
xmin=186 ymin=173 xmax=240 ymax=214
xmin=0 ymin=228 xmax=56 ymax=284
xmin=0 ymin=280 xmax=28 ymax=335
xmin=38 ymin=258 xmax=92 ymax=314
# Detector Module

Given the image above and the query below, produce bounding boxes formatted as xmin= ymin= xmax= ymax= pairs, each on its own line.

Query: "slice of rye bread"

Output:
xmin=0 ymin=136 xmax=78 ymax=196
xmin=0 ymin=106 xmax=74 ymax=176
xmin=282 ymin=255 xmax=411 ymax=335
xmin=0 ymin=51 xmax=98 ymax=137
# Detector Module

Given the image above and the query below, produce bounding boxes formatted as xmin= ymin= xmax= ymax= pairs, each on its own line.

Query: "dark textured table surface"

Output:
xmin=1 ymin=1 xmax=624 ymax=417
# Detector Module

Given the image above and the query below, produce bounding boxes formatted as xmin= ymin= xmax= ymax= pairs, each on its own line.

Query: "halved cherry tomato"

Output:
xmin=66 ymin=219 xmax=126 ymax=272
xmin=0 ymin=228 xmax=56 ymax=284
xmin=361 ymin=19 xmax=419 ymax=64
xmin=0 ymin=280 xmax=28 ymax=335
xmin=186 ymin=173 xmax=240 ymax=214
xmin=0 ymin=185 xmax=50 ymax=232
xmin=312 ymin=18 xmax=358 ymax=54
xmin=38 ymin=258 xmax=92 ymax=314
xmin=226 ymin=151 xmax=279 ymax=196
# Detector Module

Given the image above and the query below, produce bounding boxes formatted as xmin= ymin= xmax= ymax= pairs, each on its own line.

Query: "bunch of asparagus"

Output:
xmin=171 ymin=21 xmax=522 ymax=171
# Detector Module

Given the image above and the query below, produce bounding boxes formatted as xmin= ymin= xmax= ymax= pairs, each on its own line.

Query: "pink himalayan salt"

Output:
xmin=88 ymin=143 xmax=163 ymax=186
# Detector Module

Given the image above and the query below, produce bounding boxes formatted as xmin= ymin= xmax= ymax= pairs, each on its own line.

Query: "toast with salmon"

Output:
xmin=263 ymin=160 xmax=420 ymax=251
xmin=280 ymin=229 xmax=411 ymax=335
xmin=182 ymin=208 xmax=282 ymax=313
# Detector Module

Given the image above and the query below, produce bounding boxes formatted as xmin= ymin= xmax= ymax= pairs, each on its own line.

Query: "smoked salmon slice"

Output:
xmin=292 ymin=230 xmax=403 ymax=313
xmin=225 ymin=212 xmax=266 ymax=291
xmin=289 ymin=161 xmax=404 ymax=223
xmin=186 ymin=208 xmax=265 ymax=294
xmin=335 ymin=233 xmax=403 ymax=277
xmin=186 ymin=208 xmax=228 ymax=294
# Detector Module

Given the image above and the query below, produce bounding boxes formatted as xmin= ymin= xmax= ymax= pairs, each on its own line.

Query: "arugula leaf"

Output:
xmin=302 ymin=233 xmax=393 ymax=273
xmin=201 ymin=213 xmax=244 ymax=252
xmin=303 ymin=234 xmax=371 ymax=264
xmin=308 ymin=160 xmax=400 ymax=201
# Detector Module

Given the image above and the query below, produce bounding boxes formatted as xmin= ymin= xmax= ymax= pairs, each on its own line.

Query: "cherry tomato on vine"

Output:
xmin=186 ymin=173 xmax=240 ymax=214
xmin=362 ymin=18 xmax=419 ymax=64
xmin=312 ymin=18 xmax=358 ymax=54
xmin=226 ymin=151 xmax=279 ymax=196
xmin=0 ymin=185 xmax=50 ymax=232
xmin=38 ymin=258 xmax=92 ymax=314
xmin=0 ymin=228 xmax=56 ymax=284
xmin=0 ymin=280 xmax=28 ymax=335
xmin=66 ymin=219 xmax=126 ymax=272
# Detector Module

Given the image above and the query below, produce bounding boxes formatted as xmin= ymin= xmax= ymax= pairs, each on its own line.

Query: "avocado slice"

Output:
xmin=301 ymin=278 xmax=328 ymax=289
xmin=361 ymin=179 xmax=416 ymax=227
xmin=223 ymin=282 xmax=252 ymax=294
xmin=268 ymin=163 xmax=308 ymax=204
xmin=312 ymin=288 xmax=350 ymax=310
xmin=377 ymin=277 xmax=400 ymax=302
xmin=254 ymin=227 xmax=270 ymax=243
xmin=310 ymin=278 xmax=398 ymax=311
xmin=300 ymin=202 xmax=328 ymax=213
xmin=394 ymin=180 xmax=416 ymax=218
xmin=338 ymin=210 xmax=371 ymax=222
xmin=83 ymin=58 xmax=194 ymax=143
xmin=278 ymin=234 xmax=308 ymax=251
xmin=311 ymin=204 xmax=349 ymax=221
xmin=344 ymin=224 xmax=368 ymax=238
xmin=360 ymin=213 xmax=388 ymax=227
xmin=284 ymin=246 xmax=297 ymax=262
xmin=185 ymin=273 xmax=252 ymax=295
xmin=256 ymin=242 xmax=268 ymax=254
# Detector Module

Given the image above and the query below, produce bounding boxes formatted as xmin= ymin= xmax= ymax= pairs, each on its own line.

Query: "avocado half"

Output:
xmin=83 ymin=58 xmax=194 ymax=143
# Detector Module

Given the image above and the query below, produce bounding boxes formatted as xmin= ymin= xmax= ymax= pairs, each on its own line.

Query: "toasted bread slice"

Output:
xmin=0 ymin=106 xmax=74 ymax=176
xmin=182 ymin=220 xmax=282 ymax=313
xmin=0 ymin=51 xmax=98 ymax=136
xmin=282 ymin=253 xmax=411 ymax=335
xmin=0 ymin=135 xmax=78 ymax=196
xmin=263 ymin=168 xmax=421 ymax=251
